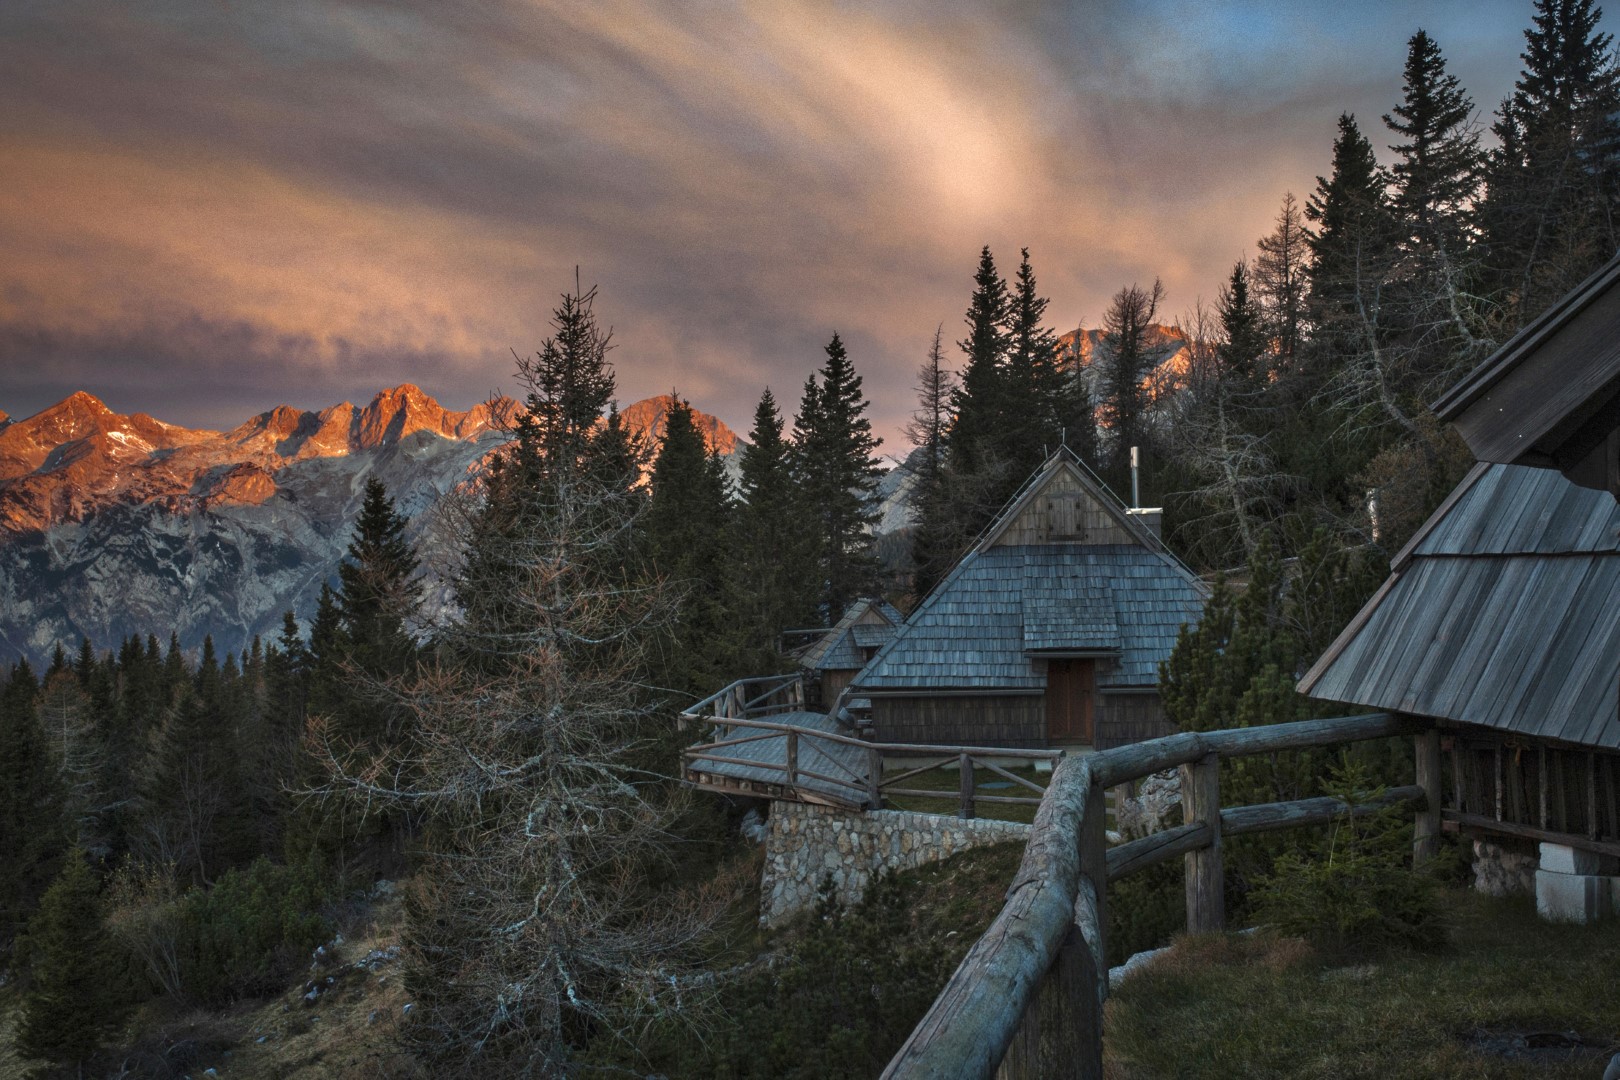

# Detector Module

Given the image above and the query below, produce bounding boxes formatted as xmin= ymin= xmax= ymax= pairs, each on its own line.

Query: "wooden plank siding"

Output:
xmin=1301 ymin=463 xmax=1620 ymax=751
xmin=875 ymin=695 xmax=1047 ymax=749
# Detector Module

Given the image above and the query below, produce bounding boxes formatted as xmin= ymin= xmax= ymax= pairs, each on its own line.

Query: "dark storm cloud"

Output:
xmin=0 ymin=0 xmax=1565 ymax=444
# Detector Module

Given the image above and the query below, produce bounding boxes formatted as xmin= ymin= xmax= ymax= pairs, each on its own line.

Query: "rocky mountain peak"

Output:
xmin=620 ymin=393 xmax=740 ymax=456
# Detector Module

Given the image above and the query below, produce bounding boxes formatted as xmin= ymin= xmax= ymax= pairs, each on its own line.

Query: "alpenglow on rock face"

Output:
xmin=0 ymin=387 xmax=742 ymax=666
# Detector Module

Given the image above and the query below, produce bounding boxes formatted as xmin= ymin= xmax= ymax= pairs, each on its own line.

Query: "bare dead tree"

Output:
xmin=303 ymin=431 xmax=733 ymax=1076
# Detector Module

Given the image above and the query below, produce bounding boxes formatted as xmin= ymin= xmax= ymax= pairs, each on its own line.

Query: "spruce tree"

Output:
xmin=457 ymin=282 xmax=639 ymax=659
xmin=1003 ymin=247 xmax=1064 ymax=476
xmin=644 ymin=395 xmax=738 ymax=694
xmin=1482 ymin=0 xmax=1620 ymax=322
xmin=0 ymin=661 xmax=67 ymax=953
xmin=948 ymin=247 xmax=1011 ymax=479
xmin=735 ymin=388 xmax=818 ymax=657
xmin=1305 ymin=114 xmax=1396 ymax=367
xmin=15 ymin=853 xmax=129 ymax=1071
xmin=1383 ymin=28 xmax=1486 ymax=375
xmin=1217 ymin=259 xmax=1269 ymax=387
xmin=337 ymin=477 xmax=420 ymax=681
xmin=793 ymin=333 xmax=882 ymax=621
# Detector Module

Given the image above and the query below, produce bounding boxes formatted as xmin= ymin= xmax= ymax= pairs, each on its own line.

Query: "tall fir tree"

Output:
xmin=457 ymin=281 xmax=641 ymax=659
xmin=794 ymin=333 xmax=883 ymax=621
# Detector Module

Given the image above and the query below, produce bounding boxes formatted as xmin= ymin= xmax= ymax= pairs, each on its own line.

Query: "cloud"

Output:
xmin=0 ymin=0 xmax=1553 ymax=445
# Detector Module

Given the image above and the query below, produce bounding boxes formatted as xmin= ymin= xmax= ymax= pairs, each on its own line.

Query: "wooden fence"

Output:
xmin=881 ymin=711 xmax=1431 ymax=1079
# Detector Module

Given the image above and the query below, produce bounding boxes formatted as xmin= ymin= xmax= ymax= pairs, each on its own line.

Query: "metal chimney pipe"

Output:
xmin=1130 ymin=446 xmax=1140 ymax=508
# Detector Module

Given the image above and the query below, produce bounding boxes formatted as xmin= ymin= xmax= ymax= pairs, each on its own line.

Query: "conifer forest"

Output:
xmin=5 ymin=3 xmax=1620 ymax=1076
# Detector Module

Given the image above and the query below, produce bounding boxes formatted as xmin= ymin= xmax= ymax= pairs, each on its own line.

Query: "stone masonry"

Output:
xmin=760 ymin=800 xmax=1029 ymax=927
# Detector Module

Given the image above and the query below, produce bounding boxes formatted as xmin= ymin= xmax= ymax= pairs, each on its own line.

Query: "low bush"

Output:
xmin=1253 ymin=758 xmax=1445 ymax=957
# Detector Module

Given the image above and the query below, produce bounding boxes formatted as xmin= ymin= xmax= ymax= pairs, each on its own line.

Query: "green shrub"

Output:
xmin=174 ymin=856 xmax=331 ymax=1005
xmin=1253 ymin=758 xmax=1445 ymax=957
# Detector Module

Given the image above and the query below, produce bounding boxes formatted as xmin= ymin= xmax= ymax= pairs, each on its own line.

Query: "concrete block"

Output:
xmin=1539 ymin=843 xmax=1618 ymax=876
xmin=1536 ymin=869 xmax=1607 ymax=923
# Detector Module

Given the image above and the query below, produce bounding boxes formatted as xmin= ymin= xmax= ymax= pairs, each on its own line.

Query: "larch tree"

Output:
xmin=1254 ymin=192 xmax=1312 ymax=372
xmin=1098 ymin=278 xmax=1166 ymax=473
xmin=305 ymin=282 xmax=720 ymax=1075
xmin=905 ymin=326 xmax=966 ymax=599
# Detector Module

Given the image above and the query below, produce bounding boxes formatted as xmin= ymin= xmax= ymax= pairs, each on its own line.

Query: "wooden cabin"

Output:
xmin=797 ymin=597 xmax=905 ymax=708
xmin=849 ymin=448 xmax=1208 ymax=751
xmin=1300 ymin=253 xmax=1620 ymax=921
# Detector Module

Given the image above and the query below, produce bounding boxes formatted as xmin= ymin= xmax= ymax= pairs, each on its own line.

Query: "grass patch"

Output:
xmin=1105 ymin=889 xmax=1620 ymax=1079
xmin=879 ymin=763 xmax=1050 ymax=824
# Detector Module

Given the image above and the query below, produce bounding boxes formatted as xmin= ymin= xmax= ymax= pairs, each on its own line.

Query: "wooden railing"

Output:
xmin=882 ymin=712 xmax=1431 ymax=1079
xmin=683 ymin=713 xmax=1063 ymax=812
xmin=680 ymin=673 xmax=806 ymax=726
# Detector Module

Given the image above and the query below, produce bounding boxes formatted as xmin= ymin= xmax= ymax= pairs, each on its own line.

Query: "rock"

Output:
xmin=739 ymin=808 xmax=768 ymax=844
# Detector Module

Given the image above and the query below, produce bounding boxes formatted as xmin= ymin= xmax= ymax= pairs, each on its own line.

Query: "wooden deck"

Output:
xmin=684 ymin=710 xmax=873 ymax=809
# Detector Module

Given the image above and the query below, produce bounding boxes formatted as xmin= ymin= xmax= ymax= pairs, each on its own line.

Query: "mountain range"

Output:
xmin=0 ymin=387 xmax=741 ymax=667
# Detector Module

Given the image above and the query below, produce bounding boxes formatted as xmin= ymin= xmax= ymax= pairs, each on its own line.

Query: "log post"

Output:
xmin=1080 ymin=776 xmax=1108 ymax=1000
xmin=996 ymin=773 xmax=1106 ymax=1080
xmin=1413 ymin=726 xmax=1442 ymax=868
xmin=960 ymin=753 xmax=976 ymax=820
xmin=867 ymin=746 xmax=883 ymax=811
xmin=786 ymin=729 xmax=798 ymax=792
xmin=1181 ymin=752 xmax=1223 ymax=933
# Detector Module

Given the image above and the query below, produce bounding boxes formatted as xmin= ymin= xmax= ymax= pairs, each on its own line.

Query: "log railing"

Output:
xmin=682 ymin=712 xmax=1062 ymax=813
xmin=882 ymin=711 xmax=1430 ymax=1079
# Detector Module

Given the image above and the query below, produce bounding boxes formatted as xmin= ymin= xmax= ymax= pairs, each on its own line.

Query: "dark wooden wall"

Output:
xmin=875 ymin=695 xmax=1046 ymax=748
xmin=873 ymin=690 xmax=1172 ymax=751
xmin=1095 ymin=693 xmax=1173 ymax=751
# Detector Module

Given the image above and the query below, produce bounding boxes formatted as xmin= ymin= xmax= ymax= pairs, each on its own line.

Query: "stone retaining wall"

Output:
xmin=760 ymin=800 xmax=1029 ymax=926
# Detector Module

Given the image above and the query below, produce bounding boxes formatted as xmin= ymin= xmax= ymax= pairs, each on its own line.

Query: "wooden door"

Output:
xmin=1045 ymin=659 xmax=1095 ymax=744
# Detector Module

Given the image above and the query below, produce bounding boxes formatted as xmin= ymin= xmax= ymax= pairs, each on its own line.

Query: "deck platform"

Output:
xmin=683 ymin=710 xmax=872 ymax=809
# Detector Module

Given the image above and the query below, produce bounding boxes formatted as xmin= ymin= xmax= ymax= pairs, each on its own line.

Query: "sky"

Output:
xmin=0 ymin=0 xmax=1582 ymax=452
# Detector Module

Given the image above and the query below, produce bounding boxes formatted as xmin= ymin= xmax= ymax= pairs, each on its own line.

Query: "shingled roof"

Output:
xmin=1300 ymin=463 xmax=1620 ymax=750
xmin=799 ymin=596 xmax=905 ymax=673
xmin=851 ymin=450 xmax=1207 ymax=694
